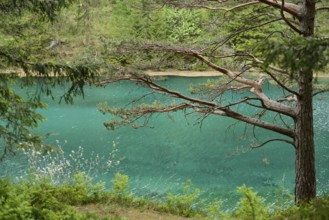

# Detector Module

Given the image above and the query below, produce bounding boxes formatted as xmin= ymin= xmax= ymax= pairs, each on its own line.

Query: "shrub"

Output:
xmin=110 ymin=173 xmax=132 ymax=204
xmin=0 ymin=179 xmax=32 ymax=219
xmin=0 ymin=173 xmax=106 ymax=220
xmin=163 ymin=180 xmax=202 ymax=217
xmin=273 ymin=197 xmax=329 ymax=220
xmin=232 ymin=185 xmax=270 ymax=220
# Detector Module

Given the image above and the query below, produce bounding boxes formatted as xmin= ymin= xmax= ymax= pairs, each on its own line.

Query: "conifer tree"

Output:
xmin=100 ymin=0 xmax=329 ymax=203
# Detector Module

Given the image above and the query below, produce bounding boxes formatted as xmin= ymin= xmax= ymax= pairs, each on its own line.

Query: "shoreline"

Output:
xmin=2 ymin=68 xmax=328 ymax=78
xmin=145 ymin=70 xmax=223 ymax=77
xmin=146 ymin=70 xmax=329 ymax=78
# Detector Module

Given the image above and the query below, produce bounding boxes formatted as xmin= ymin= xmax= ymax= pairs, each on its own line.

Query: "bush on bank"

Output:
xmin=1 ymin=173 xmax=329 ymax=219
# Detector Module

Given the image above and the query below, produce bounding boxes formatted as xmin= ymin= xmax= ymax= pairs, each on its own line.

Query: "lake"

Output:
xmin=2 ymin=76 xmax=329 ymax=207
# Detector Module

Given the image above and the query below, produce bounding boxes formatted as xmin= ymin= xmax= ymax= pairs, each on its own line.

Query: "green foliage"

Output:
xmin=0 ymin=0 xmax=101 ymax=158
xmin=2 ymin=173 xmax=329 ymax=219
xmin=0 ymin=75 xmax=51 ymax=159
xmin=110 ymin=173 xmax=132 ymax=204
xmin=0 ymin=173 xmax=105 ymax=220
xmin=232 ymin=185 xmax=270 ymax=220
xmin=163 ymin=8 xmax=202 ymax=43
xmin=272 ymin=197 xmax=329 ymax=220
xmin=258 ymin=37 xmax=329 ymax=74
xmin=164 ymin=180 xmax=202 ymax=217
xmin=225 ymin=5 xmax=285 ymax=52
xmin=52 ymin=172 xmax=106 ymax=205
xmin=99 ymin=100 xmax=173 ymax=130
xmin=0 ymin=60 xmax=99 ymax=158
xmin=0 ymin=179 xmax=32 ymax=220
xmin=0 ymin=0 xmax=73 ymax=21
xmin=0 ymin=12 xmax=51 ymax=63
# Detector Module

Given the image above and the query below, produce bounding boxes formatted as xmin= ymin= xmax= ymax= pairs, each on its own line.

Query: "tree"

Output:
xmin=0 ymin=0 xmax=98 ymax=158
xmin=99 ymin=0 xmax=329 ymax=203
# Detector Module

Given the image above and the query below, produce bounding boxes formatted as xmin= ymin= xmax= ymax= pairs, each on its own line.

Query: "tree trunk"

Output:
xmin=294 ymin=0 xmax=317 ymax=203
xmin=295 ymin=70 xmax=316 ymax=202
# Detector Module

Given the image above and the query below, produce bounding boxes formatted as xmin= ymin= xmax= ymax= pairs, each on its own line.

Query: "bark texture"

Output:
xmin=295 ymin=70 xmax=316 ymax=202
xmin=294 ymin=0 xmax=317 ymax=202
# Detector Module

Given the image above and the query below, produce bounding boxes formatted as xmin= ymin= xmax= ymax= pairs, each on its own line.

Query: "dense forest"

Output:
xmin=1 ymin=0 xmax=329 ymax=219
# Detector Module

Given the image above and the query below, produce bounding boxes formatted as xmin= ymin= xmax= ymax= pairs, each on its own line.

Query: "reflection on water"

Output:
xmin=1 ymin=77 xmax=329 ymax=205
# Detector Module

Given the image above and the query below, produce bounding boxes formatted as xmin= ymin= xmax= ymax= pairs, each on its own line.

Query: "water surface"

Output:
xmin=3 ymin=76 xmax=329 ymax=206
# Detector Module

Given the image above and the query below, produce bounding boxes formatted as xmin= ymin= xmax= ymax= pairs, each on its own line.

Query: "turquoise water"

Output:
xmin=3 ymin=76 xmax=329 ymax=205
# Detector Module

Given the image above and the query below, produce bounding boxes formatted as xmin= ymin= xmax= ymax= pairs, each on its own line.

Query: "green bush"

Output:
xmin=163 ymin=180 xmax=203 ymax=217
xmin=109 ymin=173 xmax=133 ymax=204
xmin=273 ymin=197 xmax=329 ymax=220
xmin=232 ymin=185 xmax=270 ymax=220
xmin=53 ymin=172 xmax=106 ymax=205
xmin=2 ymin=173 xmax=329 ymax=220
xmin=0 ymin=180 xmax=33 ymax=220
xmin=0 ymin=173 xmax=106 ymax=220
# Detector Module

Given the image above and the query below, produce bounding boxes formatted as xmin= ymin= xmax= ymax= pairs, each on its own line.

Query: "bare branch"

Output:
xmin=313 ymin=89 xmax=329 ymax=97
xmin=246 ymin=100 xmax=266 ymax=109
xmin=264 ymin=70 xmax=299 ymax=96
xmin=279 ymin=0 xmax=303 ymax=34
xmin=252 ymin=56 xmax=291 ymax=76
xmin=165 ymin=0 xmax=301 ymax=19
xmin=222 ymin=97 xmax=255 ymax=108
xmin=212 ymin=18 xmax=283 ymax=50
xmin=250 ymin=138 xmax=295 ymax=149
xmin=99 ymin=74 xmax=295 ymax=138
xmin=316 ymin=6 xmax=329 ymax=11
xmin=205 ymin=108 xmax=296 ymax=137
xmin=191 ymin=50 xmax=297 ymax=118
xmin=278 ymin=113 xmax=292 ymax=129
xmin=124 ymin=44 xmax=297 ymax=118
xmin=258 ymin=0 xmax=302 ymax=19
xmin=277 ymin=95 xmax=297 ymax=103
xmin=125 ymin=91 xmax=155 ymax=107
xmin=182 ymin=1 xmax=260 ymax=12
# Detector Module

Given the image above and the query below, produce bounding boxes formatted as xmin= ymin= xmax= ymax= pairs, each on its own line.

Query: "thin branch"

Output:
xmin=251 ymin=56 xmax=292 ymax=80
xmin=196 ymin=106 xmax=295 ymax=137
xmin=125 ymin=91 xmax=155 ymax=108
xmin=184 ymin=1 xmax=260 ymax=12
xmin=264 ymin=70 xmax=299 ymax=96
xmin=191 ymin=50 xmax=297 ymax=118
xmin=279 ymin=0 xmax=303 ymax=34
xmin=222 ymin=97 xmax=258 ymax=109
xmin=279 ymin=113 xmax=292 ymax=129
xmin=246 ymin=101 xmax=265 ymax=109
xmin=250 ymin=138 xmax=295 ymax=149
xmin=313 ymin=89 xmax=329 ymax=97
xmin=212 ymin=18 xmax=283 ymax=50
xmin=316 ymin=6 xmax=329 ymax=11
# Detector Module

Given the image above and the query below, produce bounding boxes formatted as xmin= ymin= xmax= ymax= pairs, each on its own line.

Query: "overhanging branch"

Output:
xmin=258 ymin=0 xmax=302 ymax=19
xmin=99 ymin=73 xmax=295 ymax=138
xmin=178 ymin=1 xmax=260 ymax=12
xmin=190 ymin=50 xmax=297 ymax=118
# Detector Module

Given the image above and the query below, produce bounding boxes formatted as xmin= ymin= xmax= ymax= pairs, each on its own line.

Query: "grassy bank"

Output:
xmin=1 ymin=172 xmax=329 ymax=220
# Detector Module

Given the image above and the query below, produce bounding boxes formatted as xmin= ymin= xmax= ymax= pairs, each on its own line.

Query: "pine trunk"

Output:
xmin=294 ymin=0 xmax=317 ymax=203
xmin=295 ymin=70 xmax=316 ymax=202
